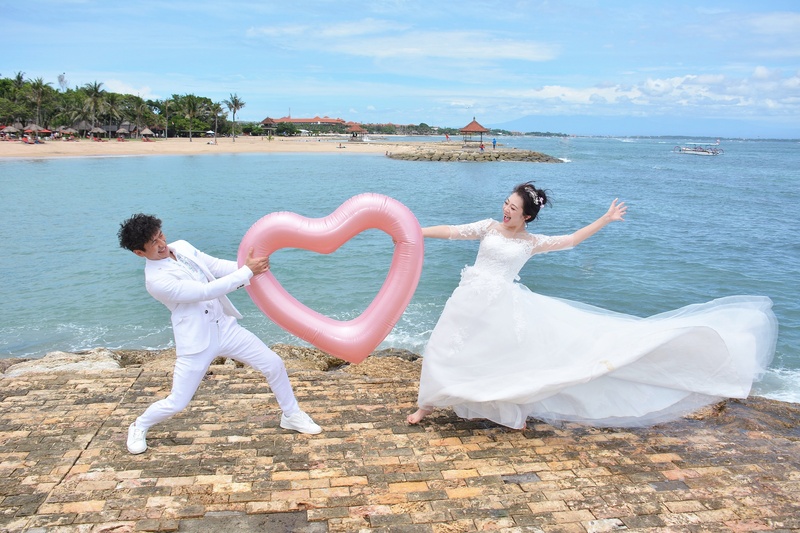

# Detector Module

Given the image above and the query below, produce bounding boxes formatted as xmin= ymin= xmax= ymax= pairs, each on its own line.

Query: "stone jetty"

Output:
xmin=1 ymin=346 xmax=799 ymax=532
xmin=386 ymin=145 xmax=563 ymax=163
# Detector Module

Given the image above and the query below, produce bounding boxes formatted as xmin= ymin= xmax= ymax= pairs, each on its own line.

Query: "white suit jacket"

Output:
xmin=144 ymin=240 xmax=252 ymax=355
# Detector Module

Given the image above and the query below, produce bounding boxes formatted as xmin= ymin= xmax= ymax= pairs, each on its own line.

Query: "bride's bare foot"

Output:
xmin=407 ymin=408 xmax=432 ymax=425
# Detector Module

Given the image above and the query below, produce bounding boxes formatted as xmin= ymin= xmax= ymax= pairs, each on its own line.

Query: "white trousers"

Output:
xmin=136 ymin=317 xmax=299 ymax=430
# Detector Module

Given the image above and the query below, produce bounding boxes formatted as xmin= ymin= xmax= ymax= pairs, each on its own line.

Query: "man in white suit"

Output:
xmin=118 ymin=213 xmax=321 ymax=454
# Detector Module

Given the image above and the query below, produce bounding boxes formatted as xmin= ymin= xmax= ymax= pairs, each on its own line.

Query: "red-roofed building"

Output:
xmin=267 ymin=115 xmax=347 ymax=126
xmin=262 ymin=115 xmax=348 ymax=135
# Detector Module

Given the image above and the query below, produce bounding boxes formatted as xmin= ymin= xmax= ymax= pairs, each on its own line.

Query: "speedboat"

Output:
xmin=673 ymin=142 xmax=723 ymax=156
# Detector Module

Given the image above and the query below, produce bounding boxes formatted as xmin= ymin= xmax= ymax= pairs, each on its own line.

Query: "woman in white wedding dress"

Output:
xmin=407 ymin=182 xmax=778 ymax=429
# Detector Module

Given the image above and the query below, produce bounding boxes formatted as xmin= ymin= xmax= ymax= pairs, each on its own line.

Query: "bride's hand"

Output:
xmin=606 ymin=198 xmax=627 ymax=222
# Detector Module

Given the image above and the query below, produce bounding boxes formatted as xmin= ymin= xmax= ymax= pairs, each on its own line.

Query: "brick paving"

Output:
xmin=1 ymin=359 xmax=799 ymax=532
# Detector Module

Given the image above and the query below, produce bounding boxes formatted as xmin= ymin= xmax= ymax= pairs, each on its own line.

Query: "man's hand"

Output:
xmin=244 ymin=247 xmax=271 ymax=275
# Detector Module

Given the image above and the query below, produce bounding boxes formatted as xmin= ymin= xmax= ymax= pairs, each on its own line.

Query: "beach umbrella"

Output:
xmin=61 ymin=127 xmax=77 ymax=134
xmin=1 ymin=125 xmax=18 ymax=133
xmin=117 ymin=127 xmax=129 ymax=135
xmin=24 ymin=124 xmax=43 ymax=133
xmin=140 ymin=128 xmax=154 ymax=136
xmin=90 ymin=127 xmax=106 ymax=134
xmin=39 ymin=129 xmax=52 ymax=134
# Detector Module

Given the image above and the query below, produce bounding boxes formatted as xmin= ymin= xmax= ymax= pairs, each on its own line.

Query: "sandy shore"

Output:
xmin=0 ymin=135 xmax=420 ymax=159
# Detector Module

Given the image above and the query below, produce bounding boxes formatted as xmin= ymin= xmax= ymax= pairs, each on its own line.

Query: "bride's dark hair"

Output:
xmin=512 ymin=181 xmax=549 ymax=223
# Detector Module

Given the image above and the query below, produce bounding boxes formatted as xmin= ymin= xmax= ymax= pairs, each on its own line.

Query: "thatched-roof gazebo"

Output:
xmin=347 ymin=123 xmax=367 ymax=142
xmin=460 ymin=117 xmax=489 ymax=146
xmin=260 ymin=117 xmax=277 ymax=138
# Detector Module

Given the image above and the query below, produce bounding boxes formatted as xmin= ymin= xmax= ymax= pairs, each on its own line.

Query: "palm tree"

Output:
xmin=103 ymin=92 xmax=123 ymax=139
xmin=223 ymin=93 xmax=245 ymax=142
xmin=10 ymin=71 xmax=26 ymax=115
xmin=27 ymin=77 xmax=53 ymax=127
xmin=182 ymin=94 xmax=200 ymax=142
xmin=132 ymin=97 xmax=149 ymax=139
xmin=82 ymin=81 xmax=106 ymax=132
xmin=12 ymin=72 xmax=25 ymax=94
xmin=208 ymin=102 xmax=225 ymax=143
xmin=163 ymin=98 xmax=171 ymax=139
xmin=54 ymin=89 xmax=89 ymax=132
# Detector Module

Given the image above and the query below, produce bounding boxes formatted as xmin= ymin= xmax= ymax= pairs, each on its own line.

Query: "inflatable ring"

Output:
xmin=238 ymin=193 xmax=424 ymax=363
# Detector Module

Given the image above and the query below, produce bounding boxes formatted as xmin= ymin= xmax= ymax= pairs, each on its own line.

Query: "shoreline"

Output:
xmin=3 ymin=346 xmax=798 ymax=411
xmin=0 ymin=135 xmax=421 ymax=159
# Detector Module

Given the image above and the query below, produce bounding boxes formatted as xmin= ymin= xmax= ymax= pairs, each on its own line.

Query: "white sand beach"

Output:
xmin=0 ymin=135 xmax=420 ymax=159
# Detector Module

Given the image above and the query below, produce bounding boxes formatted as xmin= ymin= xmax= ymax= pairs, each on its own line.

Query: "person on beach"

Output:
xmin=407 ymin=182 xmax=777 ymax=429
xmin=118 ymin=214 xmax=321 ymax=454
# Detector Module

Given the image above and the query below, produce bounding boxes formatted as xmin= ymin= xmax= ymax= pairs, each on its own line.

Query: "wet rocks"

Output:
xmin=387 ymin=147 xmax=563 ymax=163
xmin=3 ymin=347 xmax=123 ymax=376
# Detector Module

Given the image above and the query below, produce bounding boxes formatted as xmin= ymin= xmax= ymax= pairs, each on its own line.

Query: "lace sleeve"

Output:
xmin=529 ymin=234 xmax=575 ymax=255
xmin=448 ymin=219 xmax=495 ymax=240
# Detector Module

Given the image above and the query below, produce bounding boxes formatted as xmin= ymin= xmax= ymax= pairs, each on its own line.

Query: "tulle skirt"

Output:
xmin=416 ymin=274 xmax=778 ymax=429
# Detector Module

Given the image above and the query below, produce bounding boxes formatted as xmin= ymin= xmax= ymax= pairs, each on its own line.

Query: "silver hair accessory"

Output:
xmin=526 ymin=187 xmax=541 ymax=206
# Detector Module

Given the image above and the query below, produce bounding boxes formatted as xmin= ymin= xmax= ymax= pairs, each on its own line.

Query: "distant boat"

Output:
xmin=673 ymin=142 xmax=723 ymax=156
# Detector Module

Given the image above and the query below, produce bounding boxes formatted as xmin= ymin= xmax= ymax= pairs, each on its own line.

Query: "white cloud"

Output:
xmin=747 ymin=12 xmax=800 ymax=35
xmin=101 ymin=80 xmax=159 ymax=100
xmin=320 ymin=18 xmax=409 ymax=38
xmin=246 ymin=20 xmax=557 ymax=62
xmin=461 ymin=63 xmax=800 ymax=122
xmin=640 ymin=78 xmax=677 ymax=97
xmin=246 ymin=25 xmax=309 ymax=38
xmin=446 ymin=99 xmax=478 ymax=109
xmin=752 ymin=66 xmax=780 ymax=81
xmin=330 ymin=31 xmax=557 ymax=61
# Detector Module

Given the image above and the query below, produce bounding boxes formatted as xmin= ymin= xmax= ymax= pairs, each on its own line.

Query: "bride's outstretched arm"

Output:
xmin=422 ymin=226 xmax=452 ymax=239
xmin=392 ymin=225 xmax=449 ymax=245
xmin=423 ymin=219 xmax=493 ymax=240
xmin=569 ymin=199 xmax=627 ymax=247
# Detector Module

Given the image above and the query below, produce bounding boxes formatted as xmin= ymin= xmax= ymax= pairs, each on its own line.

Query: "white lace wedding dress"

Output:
xmin=416 ymin=219 xmax=778 ymax=428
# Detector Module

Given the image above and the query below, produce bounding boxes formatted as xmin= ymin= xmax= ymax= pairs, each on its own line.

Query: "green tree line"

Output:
xmin=0 ymin=72 xmax=253 ymax=139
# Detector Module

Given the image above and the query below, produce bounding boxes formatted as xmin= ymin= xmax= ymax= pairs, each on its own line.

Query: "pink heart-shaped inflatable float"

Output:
xmin=238 ymin=193 xmax=424 ymax=363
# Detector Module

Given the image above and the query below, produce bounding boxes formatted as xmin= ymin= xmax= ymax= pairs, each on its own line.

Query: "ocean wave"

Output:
xmin=752 ymin=367 xmax=800 ymax=404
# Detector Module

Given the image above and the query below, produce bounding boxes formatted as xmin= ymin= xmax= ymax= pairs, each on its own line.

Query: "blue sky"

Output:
xmin=3 ymin=0 xmax=799 ymax=138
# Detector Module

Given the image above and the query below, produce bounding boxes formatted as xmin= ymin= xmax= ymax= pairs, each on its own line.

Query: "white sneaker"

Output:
xmin=280 ymin=410 xmax=322 ymax=434
xmin=127 ymin=423 xmax=148 ymax=454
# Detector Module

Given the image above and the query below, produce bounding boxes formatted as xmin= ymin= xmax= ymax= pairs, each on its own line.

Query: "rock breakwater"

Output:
xmin=387 ymin=146 xmax=563 ymax=163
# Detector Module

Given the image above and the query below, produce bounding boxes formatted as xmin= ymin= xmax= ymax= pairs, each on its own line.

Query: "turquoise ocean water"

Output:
xmin=1 ymin=136 xmax=798 ymax=402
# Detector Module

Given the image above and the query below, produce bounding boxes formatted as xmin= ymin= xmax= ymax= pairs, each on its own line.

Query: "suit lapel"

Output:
xmin=171 ymin=242 xmax=243 ymax=320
